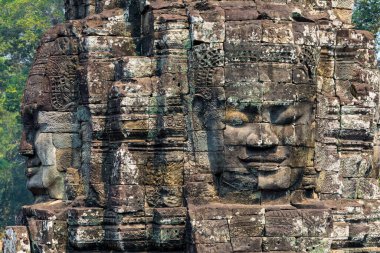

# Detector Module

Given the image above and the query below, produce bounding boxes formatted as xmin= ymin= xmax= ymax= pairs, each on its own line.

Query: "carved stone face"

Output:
xmin=222 ymin=100 xmax=314 ymax=191
xmin=24 ymin=129 xmax=60 ymax=199
xmin=20 ymin=24 xmax=80 ymax=202
xmin=195 ymin=98 xmax=315 ymax=202
xmin=191 ymin=42 xmax=318 ymax=202
xmin=20 ymin=110 xmax=80 ymax=201
xmin=10 ymin=1 xmax=380 ymax=252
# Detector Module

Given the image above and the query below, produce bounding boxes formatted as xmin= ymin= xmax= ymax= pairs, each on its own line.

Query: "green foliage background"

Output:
xmin=352 ymin=0 xmax=380 ymax=35
xmin=352 ymin=0 xmax=380 ymax=58
xmin=0 ymin=0 xmax=378 ymax=232
xmin=0 ymin=0 xmax=64 ymax=229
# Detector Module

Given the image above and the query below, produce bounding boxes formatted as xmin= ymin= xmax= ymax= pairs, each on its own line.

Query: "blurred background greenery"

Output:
xmin=0 ymin=0 xmax=378 ymax=234
xmin=0 ymin=0 xmax=64 ymax=231
xmin=352 ymin=0 xmax=380 ymax=59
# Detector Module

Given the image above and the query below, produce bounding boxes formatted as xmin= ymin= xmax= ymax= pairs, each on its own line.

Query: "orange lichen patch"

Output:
xmin=225 ymin=110 xmax=249 ymax=124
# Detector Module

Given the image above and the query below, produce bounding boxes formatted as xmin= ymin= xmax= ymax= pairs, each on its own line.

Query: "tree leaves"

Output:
xmin=352 ymin=0 xmax=380 ymax=57
xmin=352 ymin=0 xmax=380 ymax=35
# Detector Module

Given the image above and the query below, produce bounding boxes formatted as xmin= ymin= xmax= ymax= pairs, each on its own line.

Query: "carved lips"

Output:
xmin=238 ymin=147 xmax=288 ymax=171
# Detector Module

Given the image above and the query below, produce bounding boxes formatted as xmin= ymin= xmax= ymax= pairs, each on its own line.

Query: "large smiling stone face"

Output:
xmin=187 ymin=0 xmax=380 ymax=206
xmin=187 ymin=0 xmax=325 ymax=204
xmin=191 ymin=42 xmax=318 ymax=203
xmin=222 ymin=100 xmax=314 ymax=191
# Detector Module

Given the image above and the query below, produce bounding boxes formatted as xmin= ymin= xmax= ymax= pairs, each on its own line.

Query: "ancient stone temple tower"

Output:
xmin=3 ymin=0 xmax=380 ymax=252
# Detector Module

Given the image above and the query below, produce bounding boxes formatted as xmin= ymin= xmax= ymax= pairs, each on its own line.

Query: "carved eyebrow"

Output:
xmin=225 ymin=110 xmax=249 ymax=123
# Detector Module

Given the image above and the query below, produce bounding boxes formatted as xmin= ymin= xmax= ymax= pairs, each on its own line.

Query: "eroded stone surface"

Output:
xmin=5 ymin=0 xmax=380 ymax=252
xmin=2 ymin=226 xmax=31 ymax=253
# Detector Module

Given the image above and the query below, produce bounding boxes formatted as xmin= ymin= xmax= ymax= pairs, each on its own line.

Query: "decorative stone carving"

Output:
xmin=3 ymin=0 xmax=380 ymax=252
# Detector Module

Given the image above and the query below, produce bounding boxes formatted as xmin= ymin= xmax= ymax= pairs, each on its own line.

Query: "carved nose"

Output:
xmin=246 ymin=124 xmax=279 ymax=148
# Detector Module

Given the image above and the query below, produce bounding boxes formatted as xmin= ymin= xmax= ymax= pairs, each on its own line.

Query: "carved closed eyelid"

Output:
xmin=270 ymin=106 xmax=303 ymax=125
xmin=241 ymin=105 xmax=260 ymax=114
xmin=224 ymin=119 xmax=246 ymax=127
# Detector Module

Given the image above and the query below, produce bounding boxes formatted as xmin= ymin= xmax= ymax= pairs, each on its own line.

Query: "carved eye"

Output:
xmin=224 ymin=110 xmax=249 ymax=126
xmin=270 ymin=105 xmax=302 ymax=125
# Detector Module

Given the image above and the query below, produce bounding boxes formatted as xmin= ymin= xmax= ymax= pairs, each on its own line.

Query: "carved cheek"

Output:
xmin=272 ymin=124 xmax=296 ymax=145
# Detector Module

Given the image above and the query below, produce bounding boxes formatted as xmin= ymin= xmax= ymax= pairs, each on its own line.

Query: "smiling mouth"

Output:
xmin=239 ymin=155 xmax=287 ymax=163
xmin=244 ymin=163 xmax=282 ymax=171
xmin=238 ymin=154 xmax=288 ymax=171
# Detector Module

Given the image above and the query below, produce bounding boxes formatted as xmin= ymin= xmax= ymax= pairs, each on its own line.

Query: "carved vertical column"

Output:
xmin=144 ymin=1 xmax=189 ymax=249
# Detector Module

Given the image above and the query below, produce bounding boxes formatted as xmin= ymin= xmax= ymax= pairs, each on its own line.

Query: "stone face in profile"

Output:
xmin=19 ymin=25 xmax=82 ymax=202
xmin=4 ymin=0 xmax=380 ymax=252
